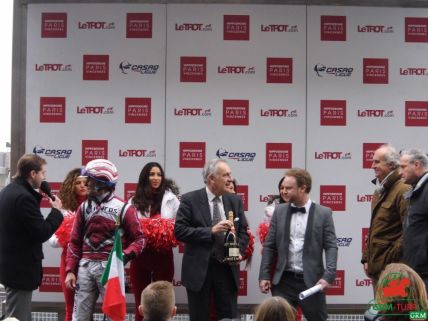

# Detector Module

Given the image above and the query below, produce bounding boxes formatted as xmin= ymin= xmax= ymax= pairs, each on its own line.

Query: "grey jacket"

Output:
xmin=259 ymin=202 xmax=338 ymax=288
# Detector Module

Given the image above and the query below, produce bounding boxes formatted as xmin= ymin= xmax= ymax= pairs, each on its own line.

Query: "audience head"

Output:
xmin=255 ymin=296 xmax=295 ymax=321
xmin=59 ymin=168 xmax=87 ymax=211
xmin=139 ymin=281 xmax=176 ymax=321
xmin=400 ymin=149 xmax=428 ymax=185
xmin=374 ymin=263 xmax=428 ymax=321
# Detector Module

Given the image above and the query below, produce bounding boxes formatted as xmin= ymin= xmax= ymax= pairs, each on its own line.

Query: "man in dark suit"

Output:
xmin=174 ymin=158 xmax=249 ymax=321
xmin=259 ymin=168 xmax=337 ymax=321
xmin=0 ymin=154 xmax=63 ymax=321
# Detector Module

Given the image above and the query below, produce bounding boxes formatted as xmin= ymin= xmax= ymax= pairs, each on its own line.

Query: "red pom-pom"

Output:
xmin=55 ymin=215 xmax=75 ymax=248
xmin=242 ymin=228 xmax=254 ymax=261
xmin=257 ymin=222 xmax=270 ymax=245
xmin=140 ymin=217 xmax=178 ymax=251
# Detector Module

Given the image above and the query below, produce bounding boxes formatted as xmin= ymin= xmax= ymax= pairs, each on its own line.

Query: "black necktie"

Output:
xmin=290 ymin=206 xmax=306 ymax=214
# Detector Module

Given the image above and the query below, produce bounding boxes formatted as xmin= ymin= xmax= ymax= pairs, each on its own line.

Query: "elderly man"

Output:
xmin=400 ymin=148 xmax=428 ymax=288
xmin=174 ymin=158 xmax=249 ymax=321
xmin=361 ymin=144 xmax=410 ymax=285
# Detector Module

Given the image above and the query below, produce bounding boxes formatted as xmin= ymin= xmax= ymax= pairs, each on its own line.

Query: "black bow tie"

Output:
xmin=290 ymin=206 xmax=306 ymax=214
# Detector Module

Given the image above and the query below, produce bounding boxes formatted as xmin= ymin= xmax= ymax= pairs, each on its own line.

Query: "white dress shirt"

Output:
xmin=286 ymin=199 xmax=312 ymax=273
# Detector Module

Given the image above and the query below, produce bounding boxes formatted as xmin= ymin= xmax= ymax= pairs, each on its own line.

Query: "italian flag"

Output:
xmin=101 ymin=229 xmax=126 ymax=321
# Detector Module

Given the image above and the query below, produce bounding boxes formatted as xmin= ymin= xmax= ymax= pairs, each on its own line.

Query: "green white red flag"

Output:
xmin=101 ymin=229 xmax=126 ymax=321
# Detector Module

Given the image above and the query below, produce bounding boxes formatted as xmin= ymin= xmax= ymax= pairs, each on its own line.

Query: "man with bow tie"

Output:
xmin=258 ymin=168 xmax=337 ymax=321
xmin=361 ymin=144 xmax=409 ymax=286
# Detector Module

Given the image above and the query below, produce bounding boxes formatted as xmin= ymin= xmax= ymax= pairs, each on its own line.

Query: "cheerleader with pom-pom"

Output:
xmin=129 ymin=162 xmax=180 ymax=321
xmin=49 ymin=168 xmax=87 ymax=321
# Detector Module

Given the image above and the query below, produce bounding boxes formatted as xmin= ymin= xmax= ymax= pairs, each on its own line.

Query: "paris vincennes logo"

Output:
xmin=363 ymin=143 xmax=385 ymax=169
xmin=223 ymin=99 xmax=249 ymax=126
xmin=82 ymin=140 xmax=108 ymax=165
xmin=320 ymin=185 xmax=346 ymax=211
xmin=405 ymin=101 xmax=428 ymax=126
xmin=239 ymin=270 xmax=248 ymax=296
xmin=180 ymin=57 xmax=206 ymax=83
xmin=326 ymin=270 xmax=345 ymax=296
xmin=224 ymin=15 xmax=250 ymax=41
xmin=126 ymin=13 xmax=152 ymax=38
xmin=40 ymin=97 xmax=65 ymax=123
xmin=179 ymin=142 xmax=206 ymax=168
xmin=266 ymin=143 xmax=292 ymax=169
xmin=125 ymin=97 xmax=151 ymax=123
xmin=124 ymin=183 xmax=137 ymax=202
xmin=405 ymin=17 xmax=428 ymax=43
xmin=83 ymin=55 xmax=109 ymax=81
xmin=321 ymin=16 xmax=346 ymax=41
xmin=267 ymin=58 xmax=293 ymax=83
xmin=236 ymin=185 xmax=248 ymax=211
xmin=363 ymin=58 xmax=388 ymax=84
xmin=40 ymin=184 xmax=61 ymax=209
xmin=320 ymin=100 xmax=346 ymax=126
xmin=41 ymin=12 xmax=67 ymax=38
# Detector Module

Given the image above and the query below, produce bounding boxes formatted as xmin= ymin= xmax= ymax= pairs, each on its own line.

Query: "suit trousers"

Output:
xmin=272 ymin=271 xmax=328 ymax=321
xmin=186 ymin=259 xmax=238 ymax=321
xmin=5 ymin=286 xmax=33 ymax=321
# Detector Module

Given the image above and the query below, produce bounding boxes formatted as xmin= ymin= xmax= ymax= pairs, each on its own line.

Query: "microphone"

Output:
xmin=40 ymin=181 xmax=56 ymax=201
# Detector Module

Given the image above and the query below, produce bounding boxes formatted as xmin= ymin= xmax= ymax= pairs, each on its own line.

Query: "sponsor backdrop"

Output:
xmin=26 ymin=3 xmax=428 ymax=307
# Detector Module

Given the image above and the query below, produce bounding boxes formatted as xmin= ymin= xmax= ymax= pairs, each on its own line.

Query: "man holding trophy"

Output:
xmin=174 ymin=158 xmax=249 ymax=321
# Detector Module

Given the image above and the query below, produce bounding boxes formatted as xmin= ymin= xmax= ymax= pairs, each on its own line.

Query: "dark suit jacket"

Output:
xmin=259 ymin=202 xmax=338 ymax=288
xmin=0 ymin=178 xmax=63 ymax=290
xmin=174 ymin=188 xmax=249 ymax=292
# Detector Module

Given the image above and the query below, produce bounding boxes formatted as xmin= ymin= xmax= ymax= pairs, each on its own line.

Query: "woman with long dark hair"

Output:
xmin=130 ymin=162 xmax=180 ymax=321
xmin=49 ymin=168 xmax=87 ymax=321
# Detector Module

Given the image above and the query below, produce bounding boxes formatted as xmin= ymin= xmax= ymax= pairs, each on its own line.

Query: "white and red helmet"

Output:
xmin=84 ymin=159 xmax=118 ymax=187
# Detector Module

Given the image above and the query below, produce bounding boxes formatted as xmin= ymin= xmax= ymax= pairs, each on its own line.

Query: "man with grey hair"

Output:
xmin=174 ymin=158 xmax=249 ymax=321
xmin=400 ymin=148 xmax=428 ymax=288
xmin=361 ymin=144 xmax=410 ymax=286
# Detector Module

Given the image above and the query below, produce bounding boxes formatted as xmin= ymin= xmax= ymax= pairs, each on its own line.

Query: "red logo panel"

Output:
xmin=40 ymin=97 xmax=66 ymax=123
xmin=224 ymin=15 xmax=250 ymax=41
xmin=405 ymin=101 xmax=428 ymax=126
xmin=41 ymin=13 xmax=67 ymax=38
xmin=326 ymin=270 xmax=345 ymax=295
xmin=266 ymin=143 xmax=292 ymax=169
xmin=405 ymin=17 xmax=428 ymax=42
xmin=180 ymin=57 xmax=206 ymax=83
xmin=223 ymin=99 xmax=249 ymax=126
xmin=363 ymin=58 xmax=388 ymax=84
xmin=266 ymin=58 xmax=293 ymax=83
xmin=320 ymin=185 xmax=346 ymax=211
xmin=125 ymin=97 xmax=151 ymax=123
xmin=362 ymin=227 xmax=369 ymax=253
xmin=40 ymin=182 xmax=61 ymax=208
xmin=82 ymin=140 xmax=108 ymax=165
xmin=39 ymin=267 xmax=62 ymax=292
xmin=83 ymin=55 xmax=109 ymax=81
xmin=179 ymin=142 xmax=206 ymax=168
xmin=362 ymin=143 xmax=384 ymax=169
xmin=236 ymin=185 xmax=248 ymax=211
xmin=126 ymin=13 xmax=152 ymax=38
xmin=124 ymin=183 xmax=137 ymax=202
xmin=320 ymin=100 xmax=346 ymax=126
xmin=321 ymin=16 xmax=346 ymax=41
xmin=239 ymin=270 xmax=248 ymax=296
